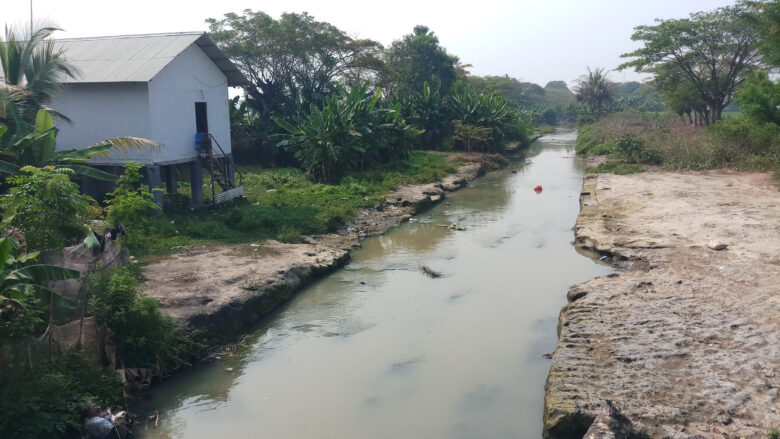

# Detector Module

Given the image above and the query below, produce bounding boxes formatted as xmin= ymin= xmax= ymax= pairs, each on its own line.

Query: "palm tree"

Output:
xmin=574 ymin=67 xmax=615 ymax=115
xmin=0 ymin=24 xmax=78 ymax=123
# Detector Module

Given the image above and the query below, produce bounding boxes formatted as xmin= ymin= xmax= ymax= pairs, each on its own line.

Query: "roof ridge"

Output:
xmin=55 ymin=31 xmax=205 ymax=42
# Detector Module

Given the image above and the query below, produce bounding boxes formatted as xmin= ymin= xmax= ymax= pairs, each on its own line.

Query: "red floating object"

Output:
xmin=534 ymin=185 xmax=543 ymax=192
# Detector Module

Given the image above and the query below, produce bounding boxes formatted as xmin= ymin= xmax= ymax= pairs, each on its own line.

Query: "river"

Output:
xmin=136 ymin=131 xmax=613 ymax=439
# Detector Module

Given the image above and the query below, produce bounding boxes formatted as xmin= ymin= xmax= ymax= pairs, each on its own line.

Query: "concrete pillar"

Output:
xmin=146 ymin=165 xmax=164 ymax=209
xmin=189 ymin=160 xmax=203 ymax=207
xmin=226 ymin=154 xmax=236 ymax=186
xmin=165 ymin=165 xmax=178 ymax=194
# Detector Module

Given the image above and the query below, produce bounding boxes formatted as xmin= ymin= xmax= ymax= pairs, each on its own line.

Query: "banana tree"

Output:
xmin=0 ymin=103 xmax=158 ymax=181
xmin=0 ymin=236 xmax=78 ymax=310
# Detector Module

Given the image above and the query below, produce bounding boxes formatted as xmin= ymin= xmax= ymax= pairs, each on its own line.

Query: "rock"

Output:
xmin=582 ymin=400 xmax=632 ymax=439
xmin=707 ymin=240 xmax=728 ymax=250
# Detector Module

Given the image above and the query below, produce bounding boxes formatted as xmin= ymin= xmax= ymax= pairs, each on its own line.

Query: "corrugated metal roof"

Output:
xmin=53 ymin=32 xmax=248 ymax=86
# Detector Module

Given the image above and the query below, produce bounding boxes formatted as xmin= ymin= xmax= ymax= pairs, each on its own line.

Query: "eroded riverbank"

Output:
xmin=544 ymin=170 xmax=780 ymax=438
xmin=136 ymin=131 xmax=612 ymax=438
xmin=142 ymin=153 xmax=506 ymax=338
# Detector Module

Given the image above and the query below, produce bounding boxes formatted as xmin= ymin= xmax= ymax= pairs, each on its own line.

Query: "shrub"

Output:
xmin=104 ymin=162 xmax=159 ymax=247
xmin=277 ymin=225 xmax=301 ymax=243
xmin=0 ymin=352 xmax=122 ymax=439
xmin=1 ymin=166 xmax=93 ymax=251
xmin=88 ymin=266 xmax=198 ymax=369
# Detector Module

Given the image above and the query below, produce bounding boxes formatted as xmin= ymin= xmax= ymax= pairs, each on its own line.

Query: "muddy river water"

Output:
xmin=137 ymin=131 xmax=613 ymax=439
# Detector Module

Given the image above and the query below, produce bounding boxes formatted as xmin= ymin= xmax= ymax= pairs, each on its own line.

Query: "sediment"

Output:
xmin=544 ymin=170 xmax=780 ymax=438
xmin=142 ymin=153 xmax=507 ymax=339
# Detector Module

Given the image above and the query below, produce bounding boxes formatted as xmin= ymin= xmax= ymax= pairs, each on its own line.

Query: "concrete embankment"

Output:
xmin=142 ymin=153 xmax=507 ymax=340
xmin=544 ymin=170 xmax=780 ymax=438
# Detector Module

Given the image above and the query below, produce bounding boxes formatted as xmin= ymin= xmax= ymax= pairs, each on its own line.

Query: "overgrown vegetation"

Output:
xmin=87 ymin=265 xmax=202 ymax=370
xmin=574 ymin=1 xmax=779 ymax=178
xmin=133 ymin=151 xmax=459 ymax=258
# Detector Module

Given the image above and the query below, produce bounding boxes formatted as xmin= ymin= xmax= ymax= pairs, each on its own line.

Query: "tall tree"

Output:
xmin=749 ymin=0 xmax=780 ymax=66
xmin=573 ymin=67 xmax=616 ymax=116
xmin=545 ymin=80 xmax=570 ymax=91
xmin=619 ymin=2 xmax=763 ymax=122
xmin=0 ymin=24 xmax=78 ymax=122
xmin=380 ymin=26 xmax=458 ymax=97
xmin=206 ymin=10 xmax=383 ymax=117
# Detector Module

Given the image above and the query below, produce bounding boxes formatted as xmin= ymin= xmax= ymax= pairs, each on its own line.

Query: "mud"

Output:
xmin=142 ymin=155 xmax=505 ymax=337
xmin=544 ymin=170 xmax=780 ymax=438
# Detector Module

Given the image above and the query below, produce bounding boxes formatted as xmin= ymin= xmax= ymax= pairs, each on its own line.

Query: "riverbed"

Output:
xmin=137 ymin=131 xmax=613 ymax=439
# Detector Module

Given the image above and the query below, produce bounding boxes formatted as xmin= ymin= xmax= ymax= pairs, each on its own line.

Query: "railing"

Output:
xmin=197 ymin=133 xmax=244 ymax=206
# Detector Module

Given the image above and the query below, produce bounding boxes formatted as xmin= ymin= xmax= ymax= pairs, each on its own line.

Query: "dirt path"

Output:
xmin=544 ymin=170 xmax=780 ymax=438
xmin=142 ymin=154 xmax=506 ymax=337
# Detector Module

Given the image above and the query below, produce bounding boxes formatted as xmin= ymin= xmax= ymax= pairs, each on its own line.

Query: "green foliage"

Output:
xmin=451 ymin=120 xmax=494 ymax=152
xmin=612 ymin=134 xmax=661 ymax=164
xmin=545 ymin=80 xmax=569 ymax=91
xmin=768 ymin=427 xmax=780 ymax=439
xmin=207 ymin=10 xmax=382 ymax=118
xmin=136 ymin=152 xmax=457 ymax=259
xmin=752 ymin=0 xmax=780 ymax=66
xmin=587 ymin=161 xmax=646 ymax=175
xmin=104 ymin=162 xmax=159 ymax=246
xmin=0 ymin=352 xmax=122 ymax=439
xmin=736 ymin=69 xmax=780 ymax=124
xmin=450 ymin=87 xmax=522 ymax=149
xmin=381 ymin=25 xmax=458 ymax=97
xmin=1 ymin=166 xmax=92 ymax=250
xmin=620 ymin=2 xmax=763 ymax=121
xmin=0 ymin=24 xmax=78 ymax=122
xmin=0 ymin=236 xmax=79 ymax=358
xmin=402 ymin=81 xmax=452 ymax=148
xmin=275 ymin=83 xmax=421 ymax=183
xmin=88 ymin=266 xmax=197 ymax=368
xmin=577 ymin=112 xmax=780 ymax=173
xmin=574 ymin=67 xmax=616 ymax=117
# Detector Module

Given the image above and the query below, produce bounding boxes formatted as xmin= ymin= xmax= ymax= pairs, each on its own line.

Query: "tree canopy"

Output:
xmin=207 ymin=10 xmax=383 ymax=117
xmin=380 ymin=26 xmax=458 ymax=97
xmin=619 ymin=2 xmax=763 ymax=122
xmin=573 ymin=67 xmax=616 ymax=116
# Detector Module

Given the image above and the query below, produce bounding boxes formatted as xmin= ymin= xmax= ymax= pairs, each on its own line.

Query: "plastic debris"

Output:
xmin=534 ymin=185 xmax=543 ymax=193
xmin=224 ymin=367 xmax=233 ymax=372
xmin=599 ymin=255 xmax=607 ymax=261
xmin=542 ymin=352 xmax=553 ymax=359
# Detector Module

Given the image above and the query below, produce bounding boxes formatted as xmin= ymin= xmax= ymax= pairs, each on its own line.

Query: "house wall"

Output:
xmin=52 ymin=83 xmax=158 ymax=164
xmin=147 ymin=43 xmax=232 ymax=163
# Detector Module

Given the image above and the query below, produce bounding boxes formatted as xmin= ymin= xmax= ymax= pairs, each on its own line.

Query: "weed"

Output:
xmin=587 ymin=161 xmax=646 ymax=175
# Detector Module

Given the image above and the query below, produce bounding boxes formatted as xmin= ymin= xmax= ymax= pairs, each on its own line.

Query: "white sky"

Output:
xmin=4 ymin=0 xmax=736 ymax=87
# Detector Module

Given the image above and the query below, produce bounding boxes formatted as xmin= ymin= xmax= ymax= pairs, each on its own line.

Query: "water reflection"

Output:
xmin=137 ymin=131 xmax=613 ymax=439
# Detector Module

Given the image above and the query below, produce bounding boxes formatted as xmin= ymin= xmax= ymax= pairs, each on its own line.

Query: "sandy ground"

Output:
xmin=142 ymin=155 xmax=505 ymax=335
xmin=544 ymin=170 xmax=780 ymax=438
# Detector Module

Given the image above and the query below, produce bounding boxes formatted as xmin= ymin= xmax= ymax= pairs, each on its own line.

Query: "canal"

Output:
xmin=137 ymin=131 xmax=613 ymax=439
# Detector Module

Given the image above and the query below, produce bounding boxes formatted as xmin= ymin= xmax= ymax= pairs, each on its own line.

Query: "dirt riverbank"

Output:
xmin=544 ymin=170 xmax=780 ymax=438
xmin=142 ymin=153 xmax=507 ymax=338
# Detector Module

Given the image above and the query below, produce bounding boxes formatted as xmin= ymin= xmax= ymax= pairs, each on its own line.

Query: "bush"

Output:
xmin=104 ymin=162 xmax=159 ymax=247
xmin=0 ymin=352 xmax=122 ymax=439
xmin=88 ymin=266 xmax=199 ymax=369
xmin=1 ymin=166 xmax=93 ymax=251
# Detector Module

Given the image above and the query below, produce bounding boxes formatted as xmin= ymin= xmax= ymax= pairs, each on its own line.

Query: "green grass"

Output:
xmin=132 ymin=151 xmax=459 ymax=259
xmin=586 ymin=161 xmax=645 ymax=175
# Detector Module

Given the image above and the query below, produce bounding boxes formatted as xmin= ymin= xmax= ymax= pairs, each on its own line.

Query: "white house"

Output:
xmin=51 ymin=32 xmax=248 ymax=206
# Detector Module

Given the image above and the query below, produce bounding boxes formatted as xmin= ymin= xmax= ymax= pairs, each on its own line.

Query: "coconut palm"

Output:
xmin=0 ymin=24 xmax=78 ymax=122
xmin=574 ymin=67 xmax=616 ymax=115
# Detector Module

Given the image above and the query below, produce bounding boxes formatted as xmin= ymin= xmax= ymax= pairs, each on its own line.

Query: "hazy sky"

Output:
xmin=4 ymin=0 xmax=736 ymax=87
